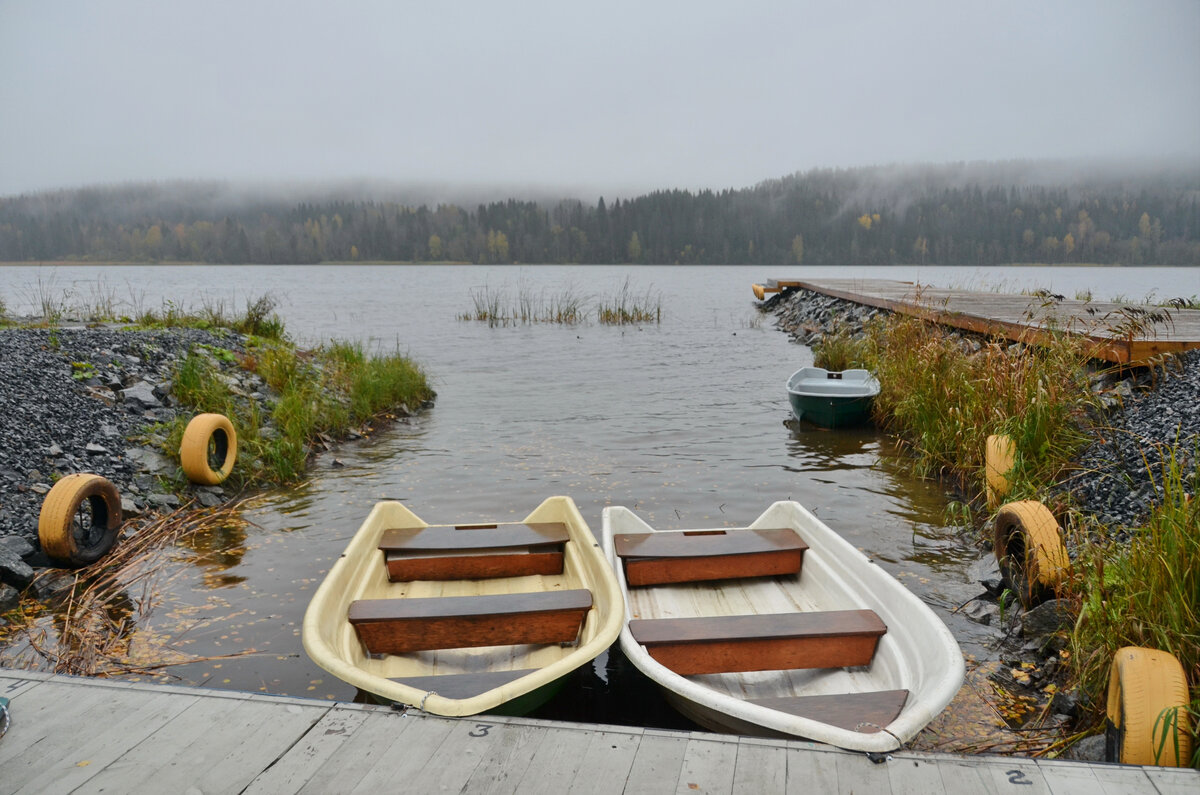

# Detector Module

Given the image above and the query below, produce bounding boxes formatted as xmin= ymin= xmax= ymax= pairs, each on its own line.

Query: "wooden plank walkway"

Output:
xmin=2 ymin=669 xmax=1197 ymax=794
xmin=754 ymin=278 xmax=1200 ymax=364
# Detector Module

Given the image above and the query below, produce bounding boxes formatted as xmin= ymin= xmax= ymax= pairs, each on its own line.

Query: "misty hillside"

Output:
xmin=1 ymin=160 xmax=1197 ymax=266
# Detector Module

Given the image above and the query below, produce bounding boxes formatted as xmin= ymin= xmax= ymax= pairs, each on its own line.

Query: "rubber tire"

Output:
xmin=985 ymin=434 xmax=1016 ymax=509
xmin=37 ymin=473 xmax=122 ymax=566
xmin=1106 ymin=646 xmax=1193 ymax=766
xmin=180 ymin=413 xmax=237 ymax=485
xmin=752 ymin=284 xmax=766 ymax=301
xmin=993 ymin=500 xmax=1070 ymax=607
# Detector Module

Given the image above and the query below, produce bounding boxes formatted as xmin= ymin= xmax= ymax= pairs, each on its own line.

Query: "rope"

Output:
xmin=854 ymin=721 xmax=904 ymax=763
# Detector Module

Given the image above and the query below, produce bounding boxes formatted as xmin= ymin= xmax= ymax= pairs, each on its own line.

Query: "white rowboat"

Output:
xmin=601 ymin=501 xmax=963 ymax=752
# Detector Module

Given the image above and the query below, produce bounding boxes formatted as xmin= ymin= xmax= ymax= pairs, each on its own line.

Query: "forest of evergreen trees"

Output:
xmin=1 ymin=161 xmax=1197 ymax=266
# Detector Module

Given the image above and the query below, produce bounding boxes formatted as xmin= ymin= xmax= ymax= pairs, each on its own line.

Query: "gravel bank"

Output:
xmin=762 ymin=287 xmax=1200 ymax=531
xmin=0 ymin=326 xmax=267 ymax=601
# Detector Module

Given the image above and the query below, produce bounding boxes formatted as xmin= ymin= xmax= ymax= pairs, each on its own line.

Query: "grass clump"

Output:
xmin=460 ymin=285 xmax=588 ymax=326
xmin=596 ymin=277 xmax=661 ymax=325
xmin=164 ymin=335 xmax=433 ymax=488
xmin=1070 ymin=445 xmax=1199 ymax=766
xmin=135 ymin=294 xmax=286 ymax=340
xmin=814 ymin=315 xmax=1098 ymax=492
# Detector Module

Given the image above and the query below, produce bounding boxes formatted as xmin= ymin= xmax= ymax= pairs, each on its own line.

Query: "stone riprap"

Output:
xmin=0 ymin=326 xmax=265 ymax=588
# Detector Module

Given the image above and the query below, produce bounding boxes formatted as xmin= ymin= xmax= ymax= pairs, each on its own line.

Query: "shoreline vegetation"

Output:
xmin=2 ymin=161 xmax=1198 ymax=266
xmin=0 ymin=289 xmax=434 ymax=678
xmin=800 ymin=294 xmax=1198 ymax=767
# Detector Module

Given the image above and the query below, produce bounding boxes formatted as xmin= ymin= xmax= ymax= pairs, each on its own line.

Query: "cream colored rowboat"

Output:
xmin=602 ymin=501 xmax=964 ymax=752
xmin=303 ymin=496 xmax=623 ymax=716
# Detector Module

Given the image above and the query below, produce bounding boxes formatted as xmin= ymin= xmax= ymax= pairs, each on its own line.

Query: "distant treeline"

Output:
xmin=2 ymin=161 xmax=1198 ymax=265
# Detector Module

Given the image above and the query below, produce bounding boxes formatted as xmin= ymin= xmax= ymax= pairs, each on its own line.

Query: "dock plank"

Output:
xmin=0 ymin=669 xmax=1194 ymax=794
xmin=675 ymin=735 xmax=739 ymax=795
xmin=7 ymin=688 xmax=198 ymax=795
xmin=0 ymin=682 xmax=118 ymax=767
xmin=834 ymin=746 xmax=894 ymax=794
xmin=622 ymin=730 xmax=689 ymax=793
xmin=564 ymin=727 xmax=643 ymax=795
xmin=776 ymin=278 xmax=1200 ymax=363
xmin=459 ymin=722 xmax=546 ymax=795
xmin=1031 ymin=758 xmax=1102 ymax=795
xmin=402 ymin=717 xmax=511 ymax=793
xmin=732 ymin=740 xmax=788 ymax=793
xmin=512 ymin=725 xmax=593 ymax=794
xmin=885 ymin=754 xmax=945 ymax=795
xmin=348 ymin=715 xmax=457 ymax=794
xmin=242 ymin=708 xmax=371 ymax=794
xmin=1143 ymin=767 xmax=1200 ymax=795
xmin=783 ymin=742 xmax=841 ymax=793
xmin=294 ymin=709 xmax=420 ymax=794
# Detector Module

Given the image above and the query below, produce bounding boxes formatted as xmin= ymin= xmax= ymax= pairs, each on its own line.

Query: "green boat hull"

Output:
xmin=787 ymin=392 xmax=875 ymax=428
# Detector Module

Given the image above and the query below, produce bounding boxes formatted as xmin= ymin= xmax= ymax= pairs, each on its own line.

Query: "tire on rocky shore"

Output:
xmin=993 ymin=500 xmax=1071 ymax=607
xmin=37 ymin=473 xmax=123 ymax=566
xmin=180 ymin=413 xmax=237 ymax=485
xmin=1106 ymin=646 xmax=1193 ymax=766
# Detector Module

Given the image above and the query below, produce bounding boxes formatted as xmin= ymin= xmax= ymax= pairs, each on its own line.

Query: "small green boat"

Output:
xmin=786 ymin=367 xmax=880 ymax=428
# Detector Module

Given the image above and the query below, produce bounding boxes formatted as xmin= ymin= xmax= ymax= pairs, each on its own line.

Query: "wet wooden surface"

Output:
xmin=2 ymin=668 xmax=1196 ymax=794
xmin=758 ymin=278 xmax=1200 ymax=363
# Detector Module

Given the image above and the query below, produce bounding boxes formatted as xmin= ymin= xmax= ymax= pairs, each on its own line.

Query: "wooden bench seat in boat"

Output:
xmin=746 ymin=689 xmax=909 ymax=733
xmin=378 ymin=522 xmax=570 ymax=581
xmin=627 ymin=609 xmax=886 ymax=675
xmin=348 ymin=589 xmax=592 ymax=654
xmin=613 ymin=528 xmax=808 ymax=585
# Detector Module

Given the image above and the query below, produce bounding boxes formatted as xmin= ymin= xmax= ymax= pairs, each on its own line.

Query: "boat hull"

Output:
xmin=303 ymin=496 xmax=624 ymax=717
xmin=786 ymin=367 xmax=880 ymax=428
xmin=602 ymin=501 xmax=964 ymax=752
xmin=787 ymin=391 xmax=874 ymax=428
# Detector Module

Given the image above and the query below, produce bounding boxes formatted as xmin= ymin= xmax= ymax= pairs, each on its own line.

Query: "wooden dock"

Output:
xmin=753 ymin=278 xmax=1200 ymax=364
xmin=3 ymin=669 xmax=1197 ymax=794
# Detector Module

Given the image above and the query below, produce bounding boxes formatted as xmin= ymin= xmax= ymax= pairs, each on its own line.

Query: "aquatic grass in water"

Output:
xmin=596 ymin=277 xmax=662 ymax=325
xmin=460 ymin=284 xmax=589 ymax=325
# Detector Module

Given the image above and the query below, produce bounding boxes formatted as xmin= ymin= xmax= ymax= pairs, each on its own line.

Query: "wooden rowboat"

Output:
xmin=601 ymin=501 xmax=963 ymax=752
xmin=302 ymin=496 xmax=624 ymax=716
xmin=786 ymin=367 xmax=880 ymax=428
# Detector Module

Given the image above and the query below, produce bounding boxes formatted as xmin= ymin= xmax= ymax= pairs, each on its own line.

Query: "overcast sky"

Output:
xmin=1 ymin=0 xmax=1197 ymax=198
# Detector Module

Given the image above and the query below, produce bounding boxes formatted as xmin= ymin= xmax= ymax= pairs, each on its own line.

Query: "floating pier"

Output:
xmin=2 ymin=668 xmax=1196 ymax=793
xmin=753 ymin=278 xmax=1200 ymax=364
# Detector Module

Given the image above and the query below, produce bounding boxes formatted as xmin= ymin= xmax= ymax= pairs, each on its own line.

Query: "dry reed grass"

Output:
xmin=0 ymin=501 xmax=262 ymax=678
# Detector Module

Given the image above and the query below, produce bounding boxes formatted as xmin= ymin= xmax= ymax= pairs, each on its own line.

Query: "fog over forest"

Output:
xmin=3 ymin=159 xmax=1197 ymax=267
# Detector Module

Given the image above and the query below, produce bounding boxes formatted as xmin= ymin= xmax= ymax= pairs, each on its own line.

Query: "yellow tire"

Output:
xmin=752 ymin=284 xmax=766 ymax=301
xmin=993 ymin=500 xmax=1070 ymax=606
xmin=1106 ymin=647 xmax=1193 ymax=766
xmin=180 ymin=413 xmax=237 ymax=485
xmin=37 ymin=473 xmax=122 ymax=566
xmin=985 ymin=433 xmax=1016 ymax=509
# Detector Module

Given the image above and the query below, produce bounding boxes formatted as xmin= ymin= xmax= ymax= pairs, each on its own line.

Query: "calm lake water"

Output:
xmin=3 ymin=263 xmax=1198 ymax=734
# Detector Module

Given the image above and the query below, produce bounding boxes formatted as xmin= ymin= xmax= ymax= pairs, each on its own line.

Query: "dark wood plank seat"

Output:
xmin=388 ymin=668 xmax=542 ymax=700
xmin=745 ymin=689 xmax=909 ymax=733
xmin=379 ymin=522 xmax=570 ymax=581
xmin=613 ymin=528 xmax=808 ymax=585
xmin=627 ymin=609 xmax=886 ymax=675
xmin=348 ymin=589 xmax=592 ymax=654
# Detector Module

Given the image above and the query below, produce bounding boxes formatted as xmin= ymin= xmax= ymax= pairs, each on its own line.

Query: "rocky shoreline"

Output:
xmin=764 ymin=287 xmax=1200 ymax=533
xmin=762 ymin=287 xmax=1199 ymax=759
xmin=0 ymin=325 xmax=271 ymax=609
